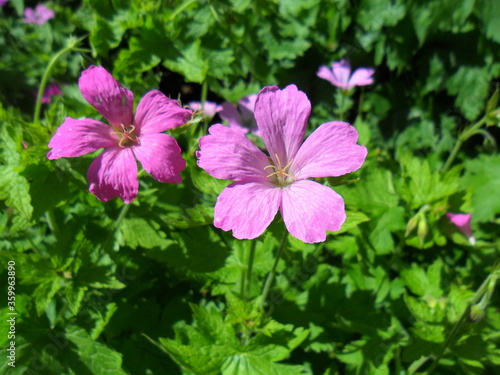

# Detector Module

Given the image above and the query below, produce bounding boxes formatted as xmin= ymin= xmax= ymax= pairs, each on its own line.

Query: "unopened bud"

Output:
xmin=469 ymin=304 xmax=485 ymax=322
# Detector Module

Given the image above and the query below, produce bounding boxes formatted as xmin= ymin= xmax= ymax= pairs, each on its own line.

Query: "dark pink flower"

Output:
xmin=0 ymin=0 xmax=8 ymax=7
xmin=219 ymin=94 xmax=259 ymax=136
xmin=47 ymin=66 xmax=192 ymax=203
xmin=188 ymin=101 xmax=222 ymax=120
xmin=197 ymin=85 xmax=367 ymax=243
xmin=23 ymin=4 xmax=54 ymax=25
xmin=446 ymin=213 xmax=475 ymax=245
xmin=40 ymin=82 xmax=63 ymax=103
xmin=317 ymin=59 xmax=374 ymax=91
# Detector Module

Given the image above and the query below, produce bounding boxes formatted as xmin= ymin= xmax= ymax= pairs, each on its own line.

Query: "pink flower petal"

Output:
xmin=348 ymin=67 xmax=375 ymax=87
xmin=281 ymin=180 xmax=345 ymax=243
xmin=219 ymin=102 xmax=248 ymax=133
xmin=87 ymin=147 xmax=138 ymax=203
xmin=317 ymin=65 xmax=338 ymax=86
xmin=254 ymin=85 xmax=310 ymax=167
xmin=291 ymin=121 xmax=367 ymax=179
xmin=133 ymin=133 xmax=185 ymax=184
xmin=47 ymin=118 xmax=117 ymax=159
xmin=214 ymin=182 xmax=281 ymax=239
xmin=135 ymin=90 xmax=192 ymax=135
xmin=197 ymin=124 xmax=270 ymax=182
xmin=78 ymin=66 xmax=134 ymax=128
xmin=331 ymin=60 xmax=352 ymax=88
xmin=446 ymin=213 xmax=474 ymax=243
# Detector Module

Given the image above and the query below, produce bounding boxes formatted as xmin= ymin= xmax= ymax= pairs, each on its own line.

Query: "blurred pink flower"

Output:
xmin=446 ymin=213 xmax=475 ymax=245
xmin=188 ymin=101 xmax=222 ymax=119
xmin=47 ymin=65 xmax=192 ymax=203
xmin=219 ymin=94 xmax=259 ymax=136
xmin=24 ymin=4 xmax=54 ymax=24
xmin=197 ymin=85 xmax=367 ymax=243
xmin=317 ymin=59 xmax=374 ymax=91
xmin=40 ymin=82 xmax=63 ymax=103
xmin=0 ymin=0 xmax=8 ymax=7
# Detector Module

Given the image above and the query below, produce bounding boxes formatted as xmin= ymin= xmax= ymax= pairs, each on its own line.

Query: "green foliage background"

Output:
xmin=0 ymin=0 xmax=499 ymax=374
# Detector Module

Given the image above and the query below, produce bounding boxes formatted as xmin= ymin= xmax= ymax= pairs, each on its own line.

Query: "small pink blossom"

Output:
xmin=197 ymin=85 xmax=367 ymax=243
xmin=219 ymin=94 xmax=259 ymax=136
xmin=446 ymin=213 xmax=475 ymax=245
xmin=39 ymin=82 xmax=63 ymax=103
xmin=23 ymin=4 xmax=54 ymax=24
xmin=47 ymin=65 xmax=192 ymax=203
xmin=188 ymin=101 xmax=222 ymax=120
xmin=317 ymin=59 xmax=374 ymax=91
xmin=0 ymin=0 xmax=8 ymax=7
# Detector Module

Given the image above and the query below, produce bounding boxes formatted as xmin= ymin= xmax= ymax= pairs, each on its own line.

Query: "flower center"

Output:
xmin=264 ymin=153 xmax=295 ymax=187
xmin=112 ymin=124 xmax=139 ymax=148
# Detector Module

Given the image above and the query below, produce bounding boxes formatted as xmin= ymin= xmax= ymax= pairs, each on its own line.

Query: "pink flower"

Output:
xmin=317 ymin=59 xmax=374 ymax=91
xmin=40 ymin=82 xmax=63 ymax=103
xmin=446 ymin=213 xmax=475 ymax=245
xmin=0 ymin=0 xmax=8 ymax=7
xmin=219 ymin=94 xmax=259 ymax=136
xmin=23 ymin=4 xmax=54 ymax=24
xmin=197 ymin=85 xmax=367 ymax=243
xmin=188 ymin=101 xmax=222 ymax=119
xmin=47 ymin=65 xmax=192 ymax=204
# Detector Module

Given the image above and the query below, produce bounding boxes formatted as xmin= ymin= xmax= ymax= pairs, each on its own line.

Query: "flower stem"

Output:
xmin=97 ymin=203 xmax=131 ymax=254
xmin=45 ymin=208 xmax=62 ymax=242
xmin=244 ymin=240 xmax=257 ymax=301
xmin=259 ymin=228 xmax=288 ymax=311
xmin=409 ymin=267 xmax=499 ymax=374
xmin=441 ymin=117 xmax=486 ymax=173
xmin=34 ymin=35 xmax=87 ymax=124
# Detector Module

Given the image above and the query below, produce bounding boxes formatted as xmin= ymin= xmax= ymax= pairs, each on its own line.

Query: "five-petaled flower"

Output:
xmin=446 ymin=213 xmax=475 ymax=245
xmin=23 ymin=4 xmax=54 ymax=24
xmin=197 ymin=85 xmax=367 ymax=243
xmin=219 ymin=94 xmax=259 ymax=136
xmin=47 ymin=65 xmax=192 ymax=203
xmin=317 ymin=59 xmax=374 ymax=91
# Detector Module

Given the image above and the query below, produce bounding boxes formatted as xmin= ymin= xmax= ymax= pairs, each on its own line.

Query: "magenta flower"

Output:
xmin=317 ymin=59 xmax=374 ymax=91
xmin=39 ymin=82 xmax=63 ymax=103
xmin=47 ymin=65 xmax=192 ymax=203
xmin=188 ymin=101 xmax=222 ymax=120
xmin=0 ymin=0 xmax=8 ymax=7
xmin=446 ymin=213 xmax=475 ymax=245
xmin=219 ymin=94 xmax=259 ymax=136
xmin=23 ymin=4 xmax=54 ymax=24
xmin=197 ymin=85 xmax=367 ymax=243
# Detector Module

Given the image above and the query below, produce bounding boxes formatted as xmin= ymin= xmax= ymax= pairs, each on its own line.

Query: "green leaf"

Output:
xmin=117 ymin=217 xmax=171 ymax=249
xmin=476 ymin=0 xmax=500 ymax=43
xmin=66 ymin=325 xmax=128 ymax=374
xmin=164 ymin=39 xmax=209 ymax=83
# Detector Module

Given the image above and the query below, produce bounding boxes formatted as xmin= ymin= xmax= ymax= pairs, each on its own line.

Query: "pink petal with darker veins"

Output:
xmin=87 ymin=147 xmax=138 ymax=204
xmin=133 ymin=133 xmax=185 ymax=184
xmin=254 ymin=85 xmax=310 ymax=166
xmin=214 ymin=181 xmax=281 ymax=239
xmin=349 ymin=68 xmax=375 ymax=87
xmin=79 ymin=66 xmax=134 ymax=128
xmin=47 ymin=118 xmax=117 ymax=159
xmin=219 ymin=102 xmax=248 ymax=133
xmin=292 ymin=121 xmax=367 ymax=179
xmin=197 ymin=124 xmax=270 ymax=182
xmin=135 ymin=90 xmax=192 ymax=135
xmin=281 ymin=180 xmax=346 ymax=243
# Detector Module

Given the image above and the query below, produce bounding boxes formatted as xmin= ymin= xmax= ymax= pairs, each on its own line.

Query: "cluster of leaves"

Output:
xmin=1 ymin=0 xmax=500 ymax=374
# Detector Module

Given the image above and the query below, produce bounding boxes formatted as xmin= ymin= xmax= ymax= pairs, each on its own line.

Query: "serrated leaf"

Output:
xmin=66 ymin=325 xmax=128 ymax=374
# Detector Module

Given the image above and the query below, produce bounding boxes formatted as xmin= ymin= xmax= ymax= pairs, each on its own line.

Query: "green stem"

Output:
xmin=245 ymin=240 xmax=257 ymax=301
xmin=45 ymin=208 xmax=62 ymax=242
xmin=259 ymin=228 xmax=288 ymax=311
xmin=411 ymin=269 xmax=499 ymax=374
xmin=34 ymin=35 xmax=87 ymax=124
xmin=441 ymin=117 xmax=486 ymax=172
xmin=97 ymin=203 xmax=131 ymax=253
